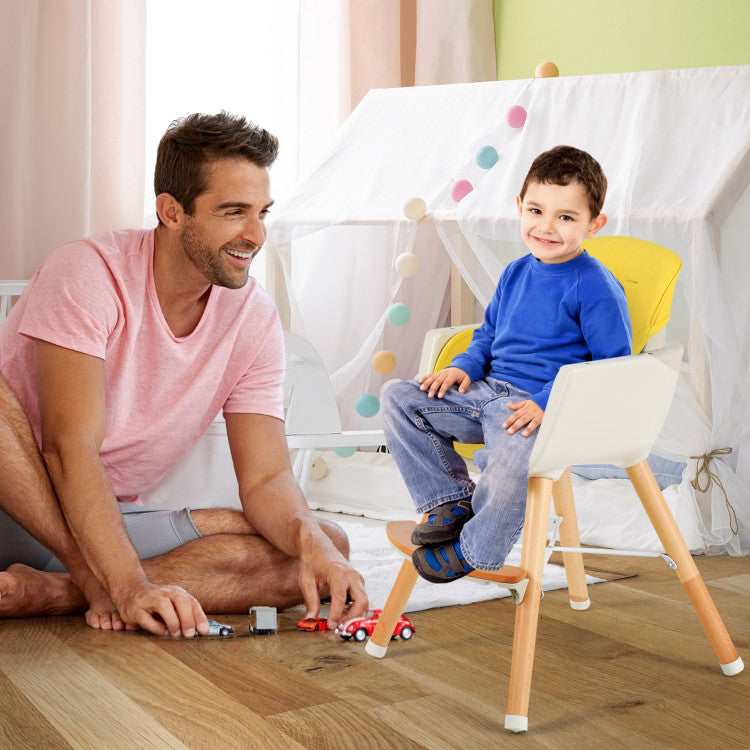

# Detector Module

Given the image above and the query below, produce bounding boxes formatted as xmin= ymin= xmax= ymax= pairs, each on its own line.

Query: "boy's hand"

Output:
xmin=503 ymin=399 xmax=544 ymax=437
xmin=418 ymin=367 xmax=471 ymax=398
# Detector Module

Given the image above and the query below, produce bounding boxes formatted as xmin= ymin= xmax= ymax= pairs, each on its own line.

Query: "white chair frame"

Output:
xmin=0 ymin=281 xmax=27 ymax=324
xmin=282 ymin=332 xmax=385 ymax=494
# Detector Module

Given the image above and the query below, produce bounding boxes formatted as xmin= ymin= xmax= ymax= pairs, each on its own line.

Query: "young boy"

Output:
xmin=382 ymin=145 xmax=632 ymax=583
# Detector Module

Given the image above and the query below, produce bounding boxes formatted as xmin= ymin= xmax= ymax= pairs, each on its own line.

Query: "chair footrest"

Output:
xmin=386 ymin=521 xmax=527 ymax=584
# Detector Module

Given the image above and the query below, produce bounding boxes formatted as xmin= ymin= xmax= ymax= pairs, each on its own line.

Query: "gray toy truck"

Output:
xmin=248 ymin=606 xmax=277 ymax=634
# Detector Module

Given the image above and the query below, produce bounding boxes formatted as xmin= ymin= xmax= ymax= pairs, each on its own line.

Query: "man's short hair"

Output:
xmin=519 ymin=145 xmax=607 ymax=218
xmin=154 ymin=112 xmax=279 ymax=217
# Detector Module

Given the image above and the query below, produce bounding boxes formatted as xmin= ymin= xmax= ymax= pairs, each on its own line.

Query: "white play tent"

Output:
xmin=265 ymin=65 xmax=750 ymax=556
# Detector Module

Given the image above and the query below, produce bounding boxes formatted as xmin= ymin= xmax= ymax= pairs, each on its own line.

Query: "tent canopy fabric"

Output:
xmin=267 ymin=65 xmax=750 ymax=555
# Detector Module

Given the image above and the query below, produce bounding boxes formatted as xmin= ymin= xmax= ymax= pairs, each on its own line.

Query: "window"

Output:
xmin=144 ymin=0 xmax=303 ymax=285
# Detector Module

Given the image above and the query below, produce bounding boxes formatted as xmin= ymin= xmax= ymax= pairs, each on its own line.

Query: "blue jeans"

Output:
xmin=382 ymin=378 xmax=537 ymax=570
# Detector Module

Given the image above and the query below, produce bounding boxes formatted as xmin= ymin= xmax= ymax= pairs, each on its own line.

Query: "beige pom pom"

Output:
xmin=395 ymin=252 xmax=420 ymax=277
xmin=535 ymin=61 xmax=559 ymax=78
xmin=309 ymin=455 xmax=328 ymax=481
xmin=403 ymin=197 xmax=427 ymax=221
xmin=372 ymin=350 xmax=397 ymax=374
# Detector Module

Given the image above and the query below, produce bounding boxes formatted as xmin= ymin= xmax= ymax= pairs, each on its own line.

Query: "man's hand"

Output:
xmin=503 ymin=399 xmax=544 ymax=437
xmin=297 ymin=543 xmax=368 ymax=631
xmin=418 ymin=367 xmax=471 ymax=398
xmin=112 ymin=580 xmax=209 ymax=638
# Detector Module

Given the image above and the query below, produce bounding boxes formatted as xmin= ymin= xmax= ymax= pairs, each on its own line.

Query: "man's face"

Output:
xmin=516 ymin=180 xmax=604 ymax=264
xmin=179 ymin=158 xmax=273 ymax=289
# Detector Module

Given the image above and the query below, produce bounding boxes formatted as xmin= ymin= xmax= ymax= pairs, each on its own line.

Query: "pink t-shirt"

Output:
xmin=0 ymin=229 xmax=284 ymax=502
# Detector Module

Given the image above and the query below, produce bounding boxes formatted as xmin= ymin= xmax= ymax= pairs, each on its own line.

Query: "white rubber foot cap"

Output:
xmin=504 ymin=715 xmax=528 ymax=733
xmin=569 ymin=598 xmax=591 ymax=611
xmin=365 ymin=640 xmax=388 ymax=659
xmin=721 ymin=656 xmax=744 ymax=676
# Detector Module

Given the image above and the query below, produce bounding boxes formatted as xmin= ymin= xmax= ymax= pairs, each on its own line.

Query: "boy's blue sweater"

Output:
xmin=451 ymin=251 xmax=632 ymax=410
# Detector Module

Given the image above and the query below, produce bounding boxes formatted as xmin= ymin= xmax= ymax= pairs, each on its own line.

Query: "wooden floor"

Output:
xmin=1 ymin=552 xmax=748 ymax=749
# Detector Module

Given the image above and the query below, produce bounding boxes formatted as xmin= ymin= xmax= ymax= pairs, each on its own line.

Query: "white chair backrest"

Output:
xmin=0 ymin=281 xmax=28 ymax=324
xmin=283 ymin=332 xmax=342 ymax=436
xmin=528 ymin=344 xmax=682 ymax=480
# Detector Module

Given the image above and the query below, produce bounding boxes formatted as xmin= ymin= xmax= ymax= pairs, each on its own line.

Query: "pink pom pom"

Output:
xmin=506 ymin=105 xmax=527 ymax=128
xmin=450 ymin=179 xmax=473 ymax=202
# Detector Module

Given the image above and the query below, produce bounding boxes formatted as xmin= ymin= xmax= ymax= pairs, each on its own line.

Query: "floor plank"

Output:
xmin=0 ymin=552 xmax=747 ymax=748
xmin=0 ymin=623 xmax=188 ymax=749
xmin=0 ymin=671 xmax=69 ymax=750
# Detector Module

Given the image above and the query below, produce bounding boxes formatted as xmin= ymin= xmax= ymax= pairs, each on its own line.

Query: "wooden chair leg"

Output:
xmin=552 ymin=468 xmax=590 ymax=610
xmin=365 ymin=558 xmax=419 ymax=658
xmin=505 ymin=476 xmax=554 ymax=733
xmin=627 ymin=460 xmax=744 ymax=675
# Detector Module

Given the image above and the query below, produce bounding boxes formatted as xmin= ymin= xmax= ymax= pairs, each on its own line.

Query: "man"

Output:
xmin=0 ymin=112 xmax=368 ymax=637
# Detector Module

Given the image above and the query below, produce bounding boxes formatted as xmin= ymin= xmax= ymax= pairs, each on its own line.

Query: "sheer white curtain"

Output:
xmin=0 ymin=0 xmax=331 ymax=286
xmin=144 ymin=1 xmax=302 ymax=215
xmin=268 ymin=0 xmax=497 ymax=428
xmin=0 ymin=0 xmax=146 ymax=279
xmin=145 ymin=0 xmax=374 ymax=287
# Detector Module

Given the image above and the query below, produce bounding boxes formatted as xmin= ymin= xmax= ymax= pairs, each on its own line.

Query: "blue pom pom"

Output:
xmin=334 ymin=446 xmax=357 ymax=458
xmin=355 ymin=393 xmax=381 ymax=418
xmin=475 ymin=145 xmax=499 ymax=169
xmin=387 ymin=303 xmax=411 ymax=327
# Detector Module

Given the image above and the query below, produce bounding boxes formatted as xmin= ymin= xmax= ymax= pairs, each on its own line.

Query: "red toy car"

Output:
xmin=335 ymin=609 xmax=414 ymax=642
xmin=297 ymin=617 xmax=329 ymax=632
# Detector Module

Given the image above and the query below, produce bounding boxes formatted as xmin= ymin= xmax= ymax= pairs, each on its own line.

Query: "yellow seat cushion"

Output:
xmin=583 ymin=236 xmax=681 ymax=355
xmin=432 ymin=326 xmax=480 ymax=461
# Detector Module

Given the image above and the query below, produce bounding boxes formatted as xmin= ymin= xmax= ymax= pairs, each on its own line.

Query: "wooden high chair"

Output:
xmin=365 ymin=237 xmax=744 ymax=733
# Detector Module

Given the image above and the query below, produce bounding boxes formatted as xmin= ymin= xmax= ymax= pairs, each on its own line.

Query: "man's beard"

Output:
xmin=180 ymin=223 xmax=257 ymax=290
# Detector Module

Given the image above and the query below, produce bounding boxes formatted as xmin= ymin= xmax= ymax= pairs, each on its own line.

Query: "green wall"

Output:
xmin=494 ymin=0 xmax=750 ymax=80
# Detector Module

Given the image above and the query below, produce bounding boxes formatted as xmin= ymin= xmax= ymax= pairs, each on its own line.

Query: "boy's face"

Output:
xmin=516 ymin=180 xmax=607 ymax=264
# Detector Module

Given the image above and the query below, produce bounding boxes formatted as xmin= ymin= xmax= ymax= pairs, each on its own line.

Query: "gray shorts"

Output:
xmin=0 ymin=503 xmax=201 ymax=573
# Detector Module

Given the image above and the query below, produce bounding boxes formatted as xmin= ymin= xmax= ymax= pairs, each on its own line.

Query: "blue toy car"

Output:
xmin=197 ymin=619 xmax=233 ymax=637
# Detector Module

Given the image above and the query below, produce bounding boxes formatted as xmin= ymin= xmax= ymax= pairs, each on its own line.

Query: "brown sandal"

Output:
xmin=412 ymin=541 xmax=474 ymax=583
xmin=410 ymin=497 xmax=474 ymax=545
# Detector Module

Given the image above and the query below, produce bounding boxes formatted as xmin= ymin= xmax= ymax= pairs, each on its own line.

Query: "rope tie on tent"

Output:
xmin=689 ymin=447 xmax=739 ymax=535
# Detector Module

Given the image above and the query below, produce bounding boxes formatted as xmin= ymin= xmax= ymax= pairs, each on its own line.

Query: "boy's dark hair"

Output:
xmin=154 ymin=112 xmax=279 ymax=218
xmin=519 ymin=145 xmax=607 ymax=217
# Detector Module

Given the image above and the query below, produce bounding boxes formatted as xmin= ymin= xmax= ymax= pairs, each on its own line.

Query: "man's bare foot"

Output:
xmin=0 ymin=564 xmax=133 ymax=631
xmin=0 ymin=563 xmax=84 ymax=617
xmin=71 ymin=570 xmax=132 ymax=631
xmin=83 ymin=590 xmax=133 ymax=632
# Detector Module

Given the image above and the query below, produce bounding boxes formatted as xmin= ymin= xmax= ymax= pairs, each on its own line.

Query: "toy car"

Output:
xmin=195 ymin=619 xmax=233 ymax=636
xmin=335 ymin=609 xmax=414 ymax=643
xmin=297 ymin=617 xmax=329 ymax=632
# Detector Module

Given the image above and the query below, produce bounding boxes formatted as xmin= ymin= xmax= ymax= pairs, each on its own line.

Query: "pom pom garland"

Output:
xmin=450 ymin=179 xmax=473 ymax=202
xmin=475 ymin=145 xmax=499 ymax=169
xmin=387 ymin=303 xmax=411 ymax=327
xmin=535 ymin=61 xmax=559 ymax=78
xmin=403 ymin=196 xmax=427 ymax=221
xmin=309 ymin=455 xmax=329 ymax=480
xmin=334 ymin=446 xmax=357 ymax=458
xmin=355 ymin=393 xmax=380 ymax=418
xmin=395 ymin=252 xmax=420 ymax=277
xmin=506 ymin=105 xmax=527 ymax=128
xmin=372 ymin=350 xmax=397 ymax=374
